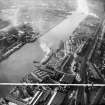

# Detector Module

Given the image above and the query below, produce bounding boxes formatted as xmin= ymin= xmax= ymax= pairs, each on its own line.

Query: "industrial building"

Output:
xmin=0 ymin=0 xmax=105 ymax=105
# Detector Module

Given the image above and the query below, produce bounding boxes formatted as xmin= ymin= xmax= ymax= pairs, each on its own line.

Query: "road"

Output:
xmin=0 ymin=12 xmax=87 ymax=85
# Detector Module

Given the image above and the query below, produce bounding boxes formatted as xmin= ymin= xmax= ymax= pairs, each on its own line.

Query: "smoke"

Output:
xmin=76 ymin=0 xmax=99 ymax=18
xmin=1 ymin=7 xmax=20 ymax=27
xmin=0 ymin=0 xmax=78 ymax=32
xmin=0 ymin=0 xmax=46 ymax=31
xmin=77 ymin=0 xmax=89 ymax=14
xmin=39 ymin=40 xmax=51 ymax=55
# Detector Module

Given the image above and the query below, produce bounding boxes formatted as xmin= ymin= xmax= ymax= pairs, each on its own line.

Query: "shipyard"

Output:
xmin=0 ymin=0 xmax=105 ymax=105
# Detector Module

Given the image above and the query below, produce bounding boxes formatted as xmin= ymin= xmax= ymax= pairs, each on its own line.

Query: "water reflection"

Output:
xmin=0 ymin=41 xmax=44 ymax=83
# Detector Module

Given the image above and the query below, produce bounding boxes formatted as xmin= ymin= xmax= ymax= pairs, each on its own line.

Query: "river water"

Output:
xmin=0 ymin=12 xmax=87 ymax=97
xmin=0 ymin=12 xmax=86 ymax=83
xmin=0 ymin=0 xmax=105 ymax=98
